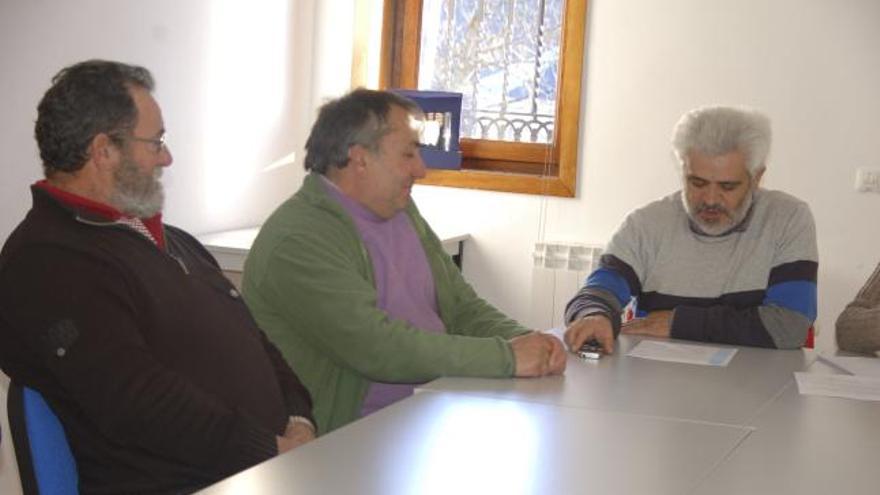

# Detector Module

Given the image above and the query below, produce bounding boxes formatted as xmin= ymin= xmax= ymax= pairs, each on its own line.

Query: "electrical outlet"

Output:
xmin=855 ymin=168 xmax=880 ymax=193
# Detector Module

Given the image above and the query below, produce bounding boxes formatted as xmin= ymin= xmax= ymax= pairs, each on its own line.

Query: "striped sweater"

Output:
xmin=565 ymin=189 xmax=818 ymax=349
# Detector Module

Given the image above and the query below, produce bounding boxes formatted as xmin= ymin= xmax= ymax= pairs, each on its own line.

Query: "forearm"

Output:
xmin=445 ymin=290 xmax=530 ymax=340
xmin=424 ymin=220 xmax=527 ymax=340
xmin=259 ymin=330 xmax=314 ymax=424
xmin=564 ymin=259 xmax=636 ymax=336
xmin=836 ymin=305 xmax=880 ymax=354
xmin=263 ymin=278 xmax=517 ymax=382
xmin=852 ymin=263 xmax=880 ymax=303
xmin=671 ymin=304 xmax=810 ymax=349
xmin=564 ymin=286 xmax=623 ymax=337
xmin=676 ymin=260 xmax=817 ymax=349
xmin=256 ymin=237 xmax=518 ymax=382
xmin=835 ymin=263 xmax=880 ymax=354
xmin=442 ymin=251 xmax=528 ymax=340
xmin=310 ymin=313 xmax=517 ymax=381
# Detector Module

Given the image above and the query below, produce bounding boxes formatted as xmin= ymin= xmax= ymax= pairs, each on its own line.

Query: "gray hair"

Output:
xmin=304 ymin=88 xmax=422 ymax=174
xmin=35 ymin=59 xmax=154 ymax=176
xmin=671 ymin=106 xmax=771 ymax=176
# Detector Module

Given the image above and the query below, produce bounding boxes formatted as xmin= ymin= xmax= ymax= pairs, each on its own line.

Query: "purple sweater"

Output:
xmin=322 ymin=178 xmax=445 ymax=416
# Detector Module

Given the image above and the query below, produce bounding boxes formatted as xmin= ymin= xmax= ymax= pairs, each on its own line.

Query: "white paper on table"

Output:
xmin=794 ymin=372 xmax=880 ymax=401
xmin=626 ymin=340 xmax=737 ymax=367
xmin=817 ymin=354 xmax=880 ymax=377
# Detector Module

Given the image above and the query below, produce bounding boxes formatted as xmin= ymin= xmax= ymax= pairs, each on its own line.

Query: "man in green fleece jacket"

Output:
xmin=243 ymin=89 xmax=566 ymax=434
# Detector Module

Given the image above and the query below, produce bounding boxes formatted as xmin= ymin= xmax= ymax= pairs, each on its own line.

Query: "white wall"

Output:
xmin=0 ymin=0 xmax=317 ymax=239
xmin=2 ymin=0 xmax=878 ymax=352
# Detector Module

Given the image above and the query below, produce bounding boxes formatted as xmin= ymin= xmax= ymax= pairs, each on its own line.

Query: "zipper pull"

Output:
xmin=171 ymin=255 xmax=189 ymax=274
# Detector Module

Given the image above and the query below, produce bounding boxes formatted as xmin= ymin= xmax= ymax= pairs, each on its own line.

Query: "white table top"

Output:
xmin=195 ymin=340 xmax=878 ymax=494
xmin=198 ymin=392 xmax=751 ymax=495
xmin=692 ymin=358 xmax=880 ymax=494
xmin=197 ymin=227 xmax=263 ymax=253
xmin=418 ymin=335 xmax=815 ymax=427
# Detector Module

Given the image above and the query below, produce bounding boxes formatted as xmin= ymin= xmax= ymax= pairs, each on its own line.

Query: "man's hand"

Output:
xmin=510 ymin=332 xmax=567 ymax=377
xmin=620 ymin=310 xmax=673 ymax=338
xmin=276 ymin=418 xmax=316 ymax=455
xmin=545 ymin=332 xmax=567 ymax=374
xmin=564 ymin=315 xmax=615 ymax=355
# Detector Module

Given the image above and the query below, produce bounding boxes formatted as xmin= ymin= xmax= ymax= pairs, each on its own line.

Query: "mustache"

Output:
xmin=695 ymin=203 xmax=730 ymax=215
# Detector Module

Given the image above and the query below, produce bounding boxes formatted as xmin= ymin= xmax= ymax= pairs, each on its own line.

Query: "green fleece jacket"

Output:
xmin=242 ymin=173 xmax=528 ymax=434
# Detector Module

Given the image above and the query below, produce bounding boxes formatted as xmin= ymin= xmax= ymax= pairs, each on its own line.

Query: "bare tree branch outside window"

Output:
xmin=418 ymin=0 xmax=562 ymax=144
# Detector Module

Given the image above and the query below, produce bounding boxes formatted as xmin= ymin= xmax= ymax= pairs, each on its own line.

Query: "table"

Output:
xmin=419 ymin=335 xmax=815 ymax=427
xmin=199 ymin=392 xmax=750 ymax=495
xmin=196 ymin=338 xmax=879 ymax=494
xmin=692 ymin=359 xmax=880 ymax=494
xmin=197 ymin=226 xmax=470 ymax=272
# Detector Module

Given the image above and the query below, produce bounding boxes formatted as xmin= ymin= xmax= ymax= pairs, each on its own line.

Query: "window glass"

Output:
xmin=418 ymin=0 xmax=563 ymax=144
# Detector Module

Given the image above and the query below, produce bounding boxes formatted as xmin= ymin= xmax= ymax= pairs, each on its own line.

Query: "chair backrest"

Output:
xmin=7 ymin=383 xmax=78 ymax=495
xmin=1 ymin=373 xmax=24 ymax=495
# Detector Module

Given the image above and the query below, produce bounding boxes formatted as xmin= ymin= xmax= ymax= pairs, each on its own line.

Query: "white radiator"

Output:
xmin=528 ymin=242 xmax=603 ymax=331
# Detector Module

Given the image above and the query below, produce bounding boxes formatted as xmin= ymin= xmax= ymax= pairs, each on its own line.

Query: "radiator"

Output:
xmin=528 ymin=242 xmax=603 ymax=331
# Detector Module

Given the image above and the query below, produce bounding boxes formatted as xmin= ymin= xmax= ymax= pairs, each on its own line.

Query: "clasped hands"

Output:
xmin=509 ymin=331 xmax=567 ymax=377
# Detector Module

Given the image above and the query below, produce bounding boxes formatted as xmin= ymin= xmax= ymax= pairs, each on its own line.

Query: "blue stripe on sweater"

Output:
xmin=763 ymin=280 xmax=817 ymax=321
xmin=586 ymin=267 xmax=631 ymax=307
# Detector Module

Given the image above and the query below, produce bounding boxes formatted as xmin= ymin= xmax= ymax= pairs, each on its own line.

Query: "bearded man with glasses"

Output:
xmin=0 ymin=60 xmax=315 ymax=494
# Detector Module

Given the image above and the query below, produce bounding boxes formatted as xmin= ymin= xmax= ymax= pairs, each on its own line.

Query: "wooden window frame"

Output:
xmin=380 ymin=0 xmax=587 ymax=197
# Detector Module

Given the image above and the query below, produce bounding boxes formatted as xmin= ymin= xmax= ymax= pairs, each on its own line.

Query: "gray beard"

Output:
xmin=682 ymin=188 xmax=754 ymax=237
xmin=110 ymin=156 xmax=164 ymax=218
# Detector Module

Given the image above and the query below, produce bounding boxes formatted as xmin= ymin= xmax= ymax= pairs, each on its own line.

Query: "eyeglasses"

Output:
xmin=124 ymin=134 xmax=168 ymax=154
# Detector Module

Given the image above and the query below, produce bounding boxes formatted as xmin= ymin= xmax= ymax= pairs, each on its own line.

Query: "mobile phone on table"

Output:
xmin=577 ymin=339 xmax=603 ymax=360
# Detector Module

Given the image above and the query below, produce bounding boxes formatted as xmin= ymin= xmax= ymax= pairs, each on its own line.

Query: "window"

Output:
xmin=381 ymin=0 xmax=587 ymax=197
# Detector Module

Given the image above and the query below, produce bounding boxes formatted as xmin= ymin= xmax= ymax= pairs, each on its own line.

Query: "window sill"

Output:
xmin=418 ymin=168 xmax=576 ymax=197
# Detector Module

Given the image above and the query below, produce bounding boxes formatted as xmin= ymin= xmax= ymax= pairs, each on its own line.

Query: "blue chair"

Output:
xmin=7 ymin=383 xmax=78 ymax=495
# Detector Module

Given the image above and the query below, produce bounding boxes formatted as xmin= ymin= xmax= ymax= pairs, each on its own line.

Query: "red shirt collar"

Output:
xmin=35 ymin=180 xmax=166 ymax=248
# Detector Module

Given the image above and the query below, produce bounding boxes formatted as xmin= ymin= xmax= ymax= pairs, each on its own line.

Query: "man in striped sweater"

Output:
xmin=564 ymin=106 xmax=818 ymax=354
